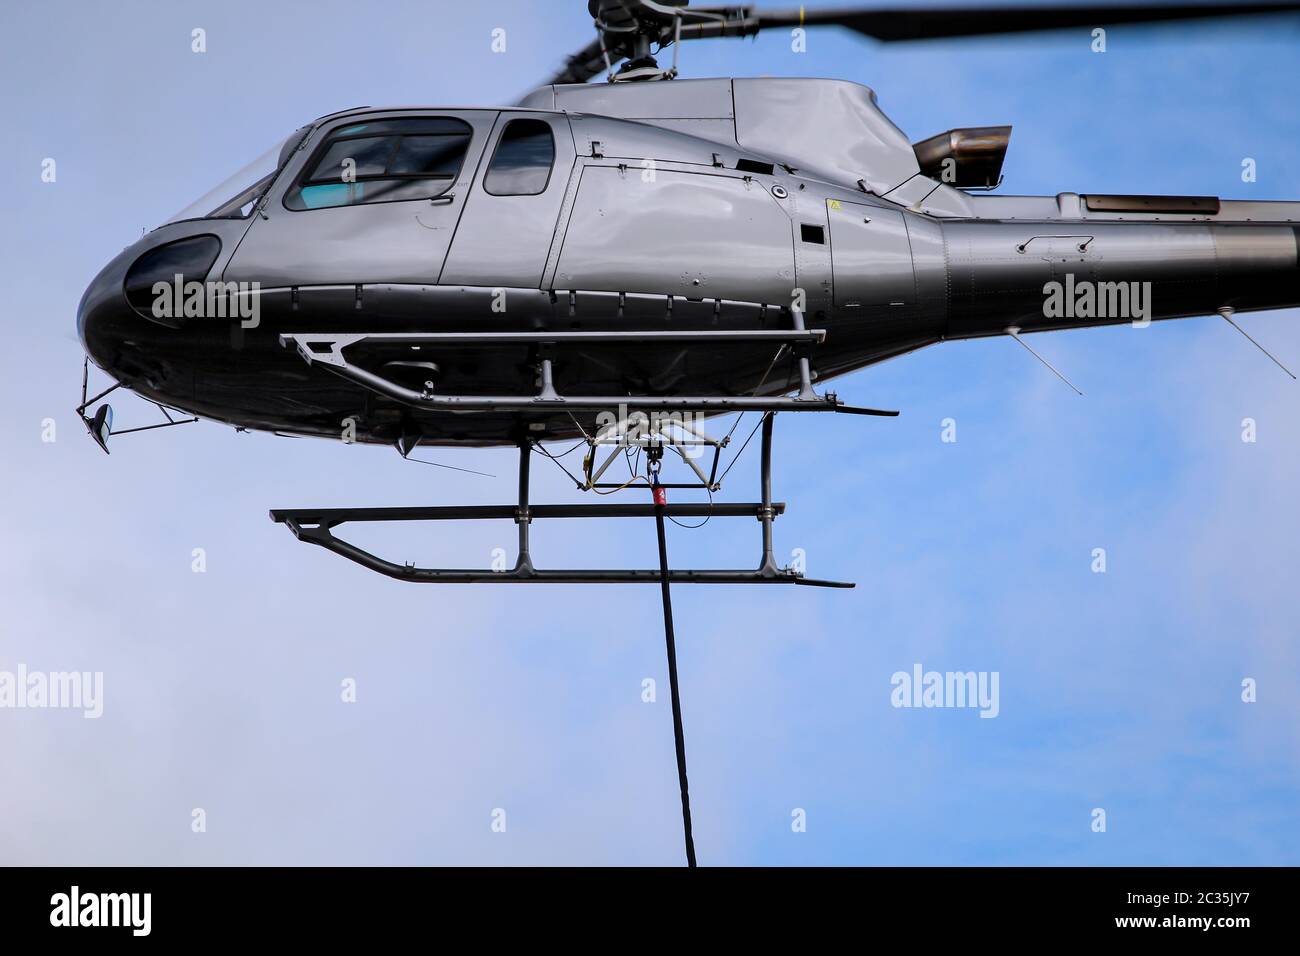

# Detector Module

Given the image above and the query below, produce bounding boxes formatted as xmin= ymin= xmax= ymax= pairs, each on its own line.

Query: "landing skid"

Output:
xmin=271 ymin=309 xmax=895 ymax=587
xmin=270 ymin=415 xmax=854 ymax=588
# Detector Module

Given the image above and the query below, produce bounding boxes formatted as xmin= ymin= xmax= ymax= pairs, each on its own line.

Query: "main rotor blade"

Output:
xmin=546 ymin=35 xmax=609 ymax=86
xmin=742 ymin=2 xmax=1300 ymax=42
xmin=542 ymin=1 xmax=1300 ymax=88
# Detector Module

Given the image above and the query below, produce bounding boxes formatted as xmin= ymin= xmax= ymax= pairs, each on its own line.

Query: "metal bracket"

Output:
xmin=76 ymin=357 xmax=198 ymax=454
xmin=1016 ymin=235 xmax=1094 ymax=254
xmin=582 ymin=408 xmax=726 ymax=491
xmin=278 ymin=329 xmax=898 ymax=416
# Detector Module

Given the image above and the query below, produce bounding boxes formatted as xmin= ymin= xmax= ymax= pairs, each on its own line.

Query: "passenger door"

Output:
xmin=440 ymin=112 xmax=576 ymax=288
xmin=553 ymin=167 xmax=796 ymax=304
xmin=223 ymin=111 xmax=497 ymax=287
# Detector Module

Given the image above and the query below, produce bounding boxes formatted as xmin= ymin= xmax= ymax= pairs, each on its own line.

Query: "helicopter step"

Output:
xmin=270 ymin=413 xmax=856 ymax=587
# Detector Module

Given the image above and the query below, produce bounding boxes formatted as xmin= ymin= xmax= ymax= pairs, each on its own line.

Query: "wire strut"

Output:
xmin=650 ymin=462 xmax=697 ymax=867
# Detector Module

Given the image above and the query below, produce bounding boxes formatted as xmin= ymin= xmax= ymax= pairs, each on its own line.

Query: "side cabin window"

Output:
xmin=283 ymin=117 xmax=472 ymax=210
xmin=483 ymin=119 xmax=555 ymax=196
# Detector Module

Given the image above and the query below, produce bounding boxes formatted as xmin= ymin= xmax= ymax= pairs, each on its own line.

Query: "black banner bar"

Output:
xmin=0 ymin=866 xmax=1289 ymax=942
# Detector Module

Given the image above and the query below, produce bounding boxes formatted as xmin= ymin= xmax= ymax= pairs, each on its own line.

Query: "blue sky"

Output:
xmin=1 ymin=0 xmax=1298 ymax=865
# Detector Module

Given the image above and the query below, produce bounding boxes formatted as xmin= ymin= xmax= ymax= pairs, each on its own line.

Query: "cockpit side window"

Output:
xmin=283 ymin=117 xmax=473 ymax=211
xmin=483 ymin=119 xmax=555 ymax=197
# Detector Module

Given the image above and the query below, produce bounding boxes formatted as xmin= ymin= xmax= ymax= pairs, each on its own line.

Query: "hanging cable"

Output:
xmin=649 ymin=454 xmax=697 ymax=867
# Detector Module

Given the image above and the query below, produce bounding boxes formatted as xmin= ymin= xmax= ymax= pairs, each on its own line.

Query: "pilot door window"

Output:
xmin=483 ymin=118 xmax=555 ymax=196
xmin=283 ymin=117 xmax=472 ymax=210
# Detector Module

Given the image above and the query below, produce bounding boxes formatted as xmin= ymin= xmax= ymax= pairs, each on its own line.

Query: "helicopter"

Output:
xmin=72 ymin=0 xmax=1300 ymax=870
xmin=75 ymin=0 xmax=1300 ymax=589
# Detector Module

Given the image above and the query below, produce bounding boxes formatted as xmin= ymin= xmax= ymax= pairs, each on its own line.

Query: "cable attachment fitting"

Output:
xmin=647 ymin=447 xmax=667 ymax=505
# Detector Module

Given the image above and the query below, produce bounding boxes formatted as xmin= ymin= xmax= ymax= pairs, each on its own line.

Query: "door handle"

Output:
xmin=428 ymin=193 xmax=456 ymax=206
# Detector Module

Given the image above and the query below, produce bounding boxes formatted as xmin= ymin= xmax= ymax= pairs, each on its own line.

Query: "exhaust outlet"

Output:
xmin=913 ymin=126 xmax=1011 ymax=188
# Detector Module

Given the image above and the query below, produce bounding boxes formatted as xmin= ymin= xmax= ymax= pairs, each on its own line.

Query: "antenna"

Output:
xmin=396 ymin=432 xmax=496 ymax=477
xmin=1005 ymin=327 xmax=1084 ymax=396
xmin=1217 ymin=307 xmax=1296 ymax=380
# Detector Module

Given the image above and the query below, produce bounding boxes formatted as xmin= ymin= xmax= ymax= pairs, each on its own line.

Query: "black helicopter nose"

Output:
xmin=78 ymin=227 xmax=230 ymax=377
xmin=77 ymin=246 xmax=137 ymax=370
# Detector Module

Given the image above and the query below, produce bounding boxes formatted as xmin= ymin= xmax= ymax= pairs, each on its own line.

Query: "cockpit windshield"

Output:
xmin=162 ymin=126 xmax=311 ymax=226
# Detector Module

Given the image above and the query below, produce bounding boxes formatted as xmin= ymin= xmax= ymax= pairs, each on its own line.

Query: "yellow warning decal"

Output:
xmin=827 ymin=199 xmax=842 ymax=210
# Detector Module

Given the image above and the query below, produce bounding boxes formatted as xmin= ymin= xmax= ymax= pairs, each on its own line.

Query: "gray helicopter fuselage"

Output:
xmin=77 ymin=78 xmax=1300 ymax=446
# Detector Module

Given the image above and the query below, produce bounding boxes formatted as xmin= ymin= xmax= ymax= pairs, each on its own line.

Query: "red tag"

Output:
xmin=653 ymin=485 xmax=667 ymax=507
